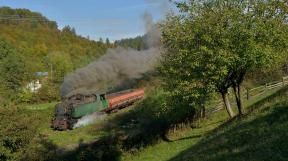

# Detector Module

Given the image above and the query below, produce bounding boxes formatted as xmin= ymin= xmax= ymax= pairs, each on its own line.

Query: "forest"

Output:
xmin=1 ymin=1 xmax=288 ymax=161
xmin=0 ymin=7 xmax=113 ymax=104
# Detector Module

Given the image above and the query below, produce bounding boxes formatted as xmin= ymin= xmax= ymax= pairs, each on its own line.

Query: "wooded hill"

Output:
xmin=0 ymin=7 xmax=113 ymax=103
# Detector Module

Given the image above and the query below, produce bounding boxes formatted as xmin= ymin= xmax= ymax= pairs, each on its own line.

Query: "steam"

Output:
xmin=73 ymin=112 xmax=107 ymax=129
xmin=145 ymin=0 xmax=171 ymax=13
xmin=60 ymin=13 xmax=162 ymax=98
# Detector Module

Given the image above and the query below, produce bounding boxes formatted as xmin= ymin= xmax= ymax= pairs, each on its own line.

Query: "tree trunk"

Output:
xmin=201 ymin=105 xmax=206 ymax=118
xmin=233 ymin=84 xmax=244 ymax=115
xmin=221 ymin=92 xmax=235 ymax=118
xmin=237 ymin=84 xmax=244 ymax=115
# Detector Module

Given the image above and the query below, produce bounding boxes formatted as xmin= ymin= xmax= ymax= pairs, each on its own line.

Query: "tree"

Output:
xmin=46 ymin=52 xmax=73 ymax=83
xmin=226 ymin=0 xmax=288 ymax=114
xmin=161 ymin=0 xmax=288 ymax=118
xmin=62 ymin=25 xmax=76 ymax=35
xmin=99 ymin=37 xmax=103 ymax=43
xmin=0 ymin=38 xmax=29 ymax=93
xmin=105 ymin=38 xmax=110 ymax=45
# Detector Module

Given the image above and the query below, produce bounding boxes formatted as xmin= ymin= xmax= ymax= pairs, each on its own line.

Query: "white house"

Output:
xmin=26 ymin=72 xmax=48 ymax=92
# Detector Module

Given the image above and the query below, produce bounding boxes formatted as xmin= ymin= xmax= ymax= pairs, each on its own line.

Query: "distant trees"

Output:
xmin=161 ymin=0 xmax=288 ymax=117
xmin=0 ymin=7 xmax=112 ymax=103
xmin=46 ymin=52 xmax=73 ymax=83
xmin=114 ymin=36 xmax=145 ymax=50
xmin=105 ymin=38 xmax=110 ymax=45
xmin=62 ymin=25 xmax=76 ymax=35
xmin=0 ymin=7 xmax=57 ymax=28
xmin=99 ymin=37 xmax=104 ymax=43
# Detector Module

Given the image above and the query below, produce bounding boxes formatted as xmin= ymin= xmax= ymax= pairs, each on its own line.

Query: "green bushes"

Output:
xmin=36 ymin=82 xmax=60 ymax=102
xmin=0 ymin=107 xmax=40 ymax=161
xmin=18 ymin=82 xmax=60 ymax=104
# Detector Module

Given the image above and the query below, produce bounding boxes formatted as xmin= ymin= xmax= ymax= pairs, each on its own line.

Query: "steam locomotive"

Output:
xmin=52 ymin=88 xmax=144 ymax=130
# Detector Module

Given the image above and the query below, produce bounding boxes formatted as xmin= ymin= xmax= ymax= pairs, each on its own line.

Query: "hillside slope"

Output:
xmin=0 ymin=7 xmax=110 ymax=68
xmin=0 ymin=7 xmax=112 ymax=102
xmin=124 ymin=87 xmax=288 ymax=161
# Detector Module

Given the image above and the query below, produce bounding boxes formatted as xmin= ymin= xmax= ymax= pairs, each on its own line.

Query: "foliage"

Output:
xmin=0 ymin=106 xmax=40 ymax=161
xmin=0 ymin=6 xmax=57 ymax=28
xmin=46 ymin=51 xmax=73 ymax=83
xmin=114 ymin=36 xmax=145 ymax=50
xmin=0 ymin=7 xmax=112 ymax=103
xmin=0 ymin=38 xmax=30 ymax=97
xmin=122 ymin=85 xmax=288 ymax=161
xmin=160 ymin=0 xmax=288 ymax=117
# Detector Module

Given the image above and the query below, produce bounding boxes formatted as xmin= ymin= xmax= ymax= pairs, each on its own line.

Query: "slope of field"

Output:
xmin=22 ymin=101 xmax=137 ymax=148
xmin=17 ymin=86 xmax=288 ymax=161
xmin=123 ymin=87 xmax=288 ymax=161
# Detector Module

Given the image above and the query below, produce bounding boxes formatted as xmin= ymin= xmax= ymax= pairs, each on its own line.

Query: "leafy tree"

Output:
xmin=105 ymin=38 xmax=110 ymax=45
xmin=0 ymin=38 xmax=29 ymax=93
xmin=161 ymin=0 xmax=288 ymax=117
xmin=46 ymin=52 xmax=73 ymax=83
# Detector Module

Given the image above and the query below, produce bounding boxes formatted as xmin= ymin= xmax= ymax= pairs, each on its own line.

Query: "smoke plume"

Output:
xmin=73 ymin=112 xmax=107 ymax=129
xmin=145 ymin=0 xmax=171 ymax=14
xmin=60 ymin=13 xmax=161 ymax=98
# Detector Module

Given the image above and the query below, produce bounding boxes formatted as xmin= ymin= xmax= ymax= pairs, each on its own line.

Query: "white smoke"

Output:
xmin=73 ymin=112 xmax=107 ymax=129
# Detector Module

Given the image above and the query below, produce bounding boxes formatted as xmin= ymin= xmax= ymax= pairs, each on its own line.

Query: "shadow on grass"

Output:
xmin=167 ymin=88 xmax=288 ymax=161
xmin=27 ymin=87 xmax=288 ymax=161
xmin=172 ymin=135 xmax=202 ymax=142
xmin=26 ymin=92 xmax=195 ymax=161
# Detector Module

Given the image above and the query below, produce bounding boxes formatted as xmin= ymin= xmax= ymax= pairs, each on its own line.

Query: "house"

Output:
xmin=26 ymin=72 xmax=49 ymax=92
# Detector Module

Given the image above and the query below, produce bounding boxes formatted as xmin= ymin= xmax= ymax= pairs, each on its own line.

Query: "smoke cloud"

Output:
xmin=60 ymin=13 xmax=161 ymax=98
xmin=145 ymin=0 xmax=171 ymax=14
xmin=73 ymin=112 xmax=107 ymax=129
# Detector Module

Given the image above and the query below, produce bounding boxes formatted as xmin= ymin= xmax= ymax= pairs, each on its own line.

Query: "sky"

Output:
xmin=0 ymin=0 xmax=173 ymax=41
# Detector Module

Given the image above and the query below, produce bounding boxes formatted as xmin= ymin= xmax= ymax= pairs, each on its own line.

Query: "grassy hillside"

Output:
xmin=6 ymin=85 xmax=284 ymax=161
xmin=123 ymin=87 xmax=288 ymax=161
xmin=22 ymin=102 xmax=109 ymax=147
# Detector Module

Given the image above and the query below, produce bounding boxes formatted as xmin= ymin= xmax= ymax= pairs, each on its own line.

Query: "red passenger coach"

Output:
xmin=106 ymin=88 xmax=144 ymax=110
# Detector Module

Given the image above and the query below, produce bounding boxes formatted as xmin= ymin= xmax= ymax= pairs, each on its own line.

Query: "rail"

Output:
xmin=206 ymin=75 xmax=288 ymax=116
xmin=246 ymin=76 xmax=288 ymax=100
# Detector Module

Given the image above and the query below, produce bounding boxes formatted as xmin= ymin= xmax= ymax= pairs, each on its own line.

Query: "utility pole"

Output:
xmin=50 ymin=63 xmax=53 ymax=81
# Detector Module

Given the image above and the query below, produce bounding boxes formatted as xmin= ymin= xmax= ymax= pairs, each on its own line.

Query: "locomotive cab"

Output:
xmin=100 ymin=94 xmax=109 ymax=108
xmin=52 ymin=103 xmax=69 ymax=130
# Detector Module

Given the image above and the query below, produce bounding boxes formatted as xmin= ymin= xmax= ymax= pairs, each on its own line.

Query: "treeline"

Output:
xmin=114 ymin=36 xmax=145 ymax=50
xmin=0 ymin=7 xmax=113 ymax=103
xmin=114 ymin=34 xmax=154 ymax=50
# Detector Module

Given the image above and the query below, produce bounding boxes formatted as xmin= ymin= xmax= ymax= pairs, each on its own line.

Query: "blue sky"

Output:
xmin=0 ymin=0 xmax=173 ymax=41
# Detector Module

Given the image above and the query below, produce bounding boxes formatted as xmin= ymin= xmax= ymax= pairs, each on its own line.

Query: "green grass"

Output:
xmin=20 ymin=86 xmax=288 ymax=161
xmin=123 ymin=110 xmax=229 ymax=161
xmin=122 ymin=87 xmax=288 ymax=161
xmin=22 ymin=102 xmax=104 ymax=147
xmin=22 ymin=102 xmax=133 ymax=148
xmin=24 ymin=102 xmax=57 ymax=110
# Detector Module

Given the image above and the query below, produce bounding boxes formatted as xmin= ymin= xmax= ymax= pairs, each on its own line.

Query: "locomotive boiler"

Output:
xmin=52 ymin=88 xmax=144 ymax=130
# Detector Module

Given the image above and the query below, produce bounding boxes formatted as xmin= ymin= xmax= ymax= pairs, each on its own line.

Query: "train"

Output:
xmin=52 ymin=88 xmax=144 ymax=130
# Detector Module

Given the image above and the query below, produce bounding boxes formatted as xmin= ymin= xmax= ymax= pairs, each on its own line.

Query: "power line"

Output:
xmin=0 ymin=14 xmax=51 ymax=22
